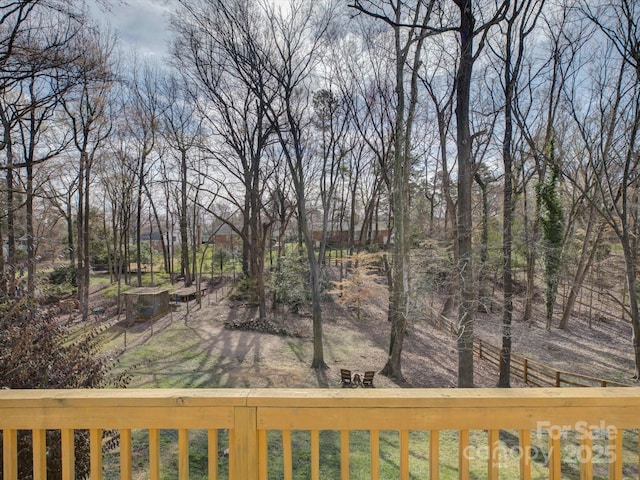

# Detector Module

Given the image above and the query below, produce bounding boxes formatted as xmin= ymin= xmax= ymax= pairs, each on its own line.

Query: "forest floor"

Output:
xmin=88 ymin=272 xmax=637 ymax=389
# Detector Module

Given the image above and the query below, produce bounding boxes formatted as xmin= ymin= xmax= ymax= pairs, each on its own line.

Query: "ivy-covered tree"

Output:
xmin=537 ymin=142 xmax=564 ymax=330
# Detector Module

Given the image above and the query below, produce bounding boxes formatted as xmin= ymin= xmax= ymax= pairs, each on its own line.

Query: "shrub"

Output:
xmin=272 ymin=253 xmax=309 ymax=312
xmin=0 ymin=294 xmax=129 ymax=479
xmin=328 ymin=252 xmax=387 ymax=320
xmin=229 ymin=275 xmax=259 ymax=304
xmin=48 ymin=264 xmax=77 ymax=286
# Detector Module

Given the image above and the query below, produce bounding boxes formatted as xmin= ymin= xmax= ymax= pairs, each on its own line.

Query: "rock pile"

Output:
xmin=224 ymin=317 xmax=291 ymax=336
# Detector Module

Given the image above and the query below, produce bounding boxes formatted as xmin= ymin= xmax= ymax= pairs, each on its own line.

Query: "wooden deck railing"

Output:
xmin=2 ymin=388 xmax=640 ymax=479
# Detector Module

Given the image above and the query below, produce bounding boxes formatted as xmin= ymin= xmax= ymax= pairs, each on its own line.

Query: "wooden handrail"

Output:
xmin=2 ymin=388 xmax=640 ymax=479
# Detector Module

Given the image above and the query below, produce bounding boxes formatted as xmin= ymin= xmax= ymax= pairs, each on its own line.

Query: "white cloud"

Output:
xmin=88 ymin=0 xmax=176 ymax=58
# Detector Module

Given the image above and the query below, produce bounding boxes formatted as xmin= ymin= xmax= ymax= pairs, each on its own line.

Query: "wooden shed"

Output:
xmin=123 ymin=287 xmax=170 ymax=324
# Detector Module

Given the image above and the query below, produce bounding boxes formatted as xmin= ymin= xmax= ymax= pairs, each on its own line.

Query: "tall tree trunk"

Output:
xmin=0 ymin=215 xmax=4 ymax=297
xmin=103 ymin=198 xmax=113 ymax=284
xmin=165 ymin=192 xmax=172 ymax=276
xmin=136 ymin=159 xmax=144 ymax=287
xmin=498 ymin=13 xmax=515 ymax=388
xmin=249 ymin=169 xmax=267 ymax=321
xmin=191 ymin=208 xmax=199 ymax=301
xmin=622 ymin=235 xmax=640 ymax=379
xmin=5 ymin=160 xmax=16 ymax=297
xmin=521 ymin=175 xmax=539 ymax=323
xmin=455 ymin=0 xmax=476 ymax=388
xmin=499 ymin=81 xmax=514 ymax=388
xmin=475 ymin=173 xmax=489 ymax=314
xmin=381 ymin=19 xmax=410 ymax=382
xmin=348 ymin=162 xmax=360 ymax=254
xmin=1 ymin=107 xmax=15 ymax=296
xmin=558 ymin=212 xmax=603 ymax=329
xmin=66 ymin=192 xmax=74 ymax=265
xmin=26 ymin=162 xmax=35 ymax=298
xmin=77 ymin=151 xmax=86 ymax=310
xmin=81 ymin=153 xmax=91 ymax=321
xmin=297 ymin=187 xmax=327 ymax=370
xmin=436 ymin=107 xmax=458 ymax=319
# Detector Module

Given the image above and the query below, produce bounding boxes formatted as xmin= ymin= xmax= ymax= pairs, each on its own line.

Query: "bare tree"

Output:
xmin=556 ymin=162 xmax=605 ymax=330
xmin=567 ymin=0 xmax=640 ymax=378
xmin=159 ymin=74 xmax=203 ymax=288
xmin=62 ymin=20 xmax=115 ymax=320
xmin=40 ymin=157 xmax=78 ymax=265
xmin=341 ymin=25 xmax=394 ymax=252
xmin=259 ymin=0 xmax=335 ymax=370
xmin=449 ymin=0 xmax=507 ymax=386
xmin=127 ymin=60 xmax=162 ymax=287
xmin=487 ymin=0 xmax=545 ymax=386
xmin=312 ymin=87 xmax=354 ymax=265
xmin=350 ymin=0 xmax=453 ymax=381
xmin=173 ymin=0 xmax=279 ymax=319
xmin=0 ymin=3 xmax=82 ymax=299
xmin=419 ymin=37 xmax=457 ymax=237
xmin=418 ymin=36 xmax=458 ymax=318
xmin=101 ymin=121 xmax=138 ymax=312
xmin=0 ymin=1 xmax=77 ymax=296
xmin=14 ymin=70 xmax=69 ymax=298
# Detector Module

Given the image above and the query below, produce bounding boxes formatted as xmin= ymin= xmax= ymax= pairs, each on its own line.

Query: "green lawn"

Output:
xmin=99 ymin=424 xmax=640 ymax=479
xmin=93 ymin=273 xmax=638 ymax=480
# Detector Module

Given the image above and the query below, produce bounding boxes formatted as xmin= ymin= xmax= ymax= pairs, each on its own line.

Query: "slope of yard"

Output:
xmin=82 ymin=276 xmax=638 ymax=480
xmin=93 ymin=276 xmax=635 ymax=389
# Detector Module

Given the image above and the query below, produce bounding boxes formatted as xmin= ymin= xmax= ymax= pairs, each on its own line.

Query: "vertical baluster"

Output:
xmin=488 ymin=429 xmax=499 ymax=480
xmin=370 ymin=430 xmax=380 ymax=480
xmin=548 ymin=431 xmax=561 ymax=480
xmin=32 ymin=429 xmax=46 ymax=480
xmin=257 ymin=430 xmax=267 ymax=480
xmin=282 ymin=430 xmax=293 ymax=480
xmin=459 ymin=430 xmax=470 ymax=479
xmin=579 ymin=428 xmax=592 ymax=480
xmin=149 ymin=429 xmax=160 ymax=480
xmin=120 ymin=429 xmax=132 ymax=480
xmin=3 ymin=429 xmax=17 ymax=480
xmin=178 ymin=429 xmax=189 ymax=480
xmin=61 ymin=429 xmax=74 ymax=480
xmin=518 ymin=429 xmax=531 ymax=480
xmin=608 ymin=427 xmax=622 ymax=480
xmin=90 ymin=428 xmax=103 ymax=480
xmin=400 ymin=430 xmax=409 ymax=480
xmin=430 ymin=430 xmax=440 ymax=480
xmin=311 ymin=430 xmax=320 ymax=480
xmin=232 ymin=406 xmax=258 ymax=480
xmin=209 ymin=429 xmax=219 ymax=480
xmin=341 ymin=430 xmax=350 ymax=480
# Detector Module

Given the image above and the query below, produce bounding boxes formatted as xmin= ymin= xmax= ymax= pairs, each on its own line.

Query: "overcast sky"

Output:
xmin=88 ymin=0 xmax=176 ymax=58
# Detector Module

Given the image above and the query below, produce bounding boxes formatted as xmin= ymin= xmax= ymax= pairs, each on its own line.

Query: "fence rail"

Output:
xmin=430 ymin=307 xmax=631 ymax=388
xmin=475 ymin=340 xmax=630 ymax=387
xmin=2 ymin=388 xmax=640 ymax=480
